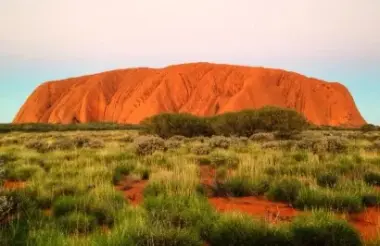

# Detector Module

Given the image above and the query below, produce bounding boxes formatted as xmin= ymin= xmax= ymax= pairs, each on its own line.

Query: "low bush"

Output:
xmin=294 ymin=188 xmax=363 ymax=213
xmin=58 ymin=211 xmax=97 ymax=234
xmin=209 ymin=213 xmax=292 ymax=246
xmin=7 ymin=165 xmax=43 ymax=181
xmin=132 ymin=225 xmax=202 ymax=246
xmin=249 ymin=132 xmax=275 ymax=142
xmin=112 ymin=163 xmax=135 ymax=185
xmin=291 ymin=151 xmax=309 ymax=162
xmin=209 ymin=152 xmax=240 ymax=168
xmin=142 ymin=113 xmax=214 ymax=138
xmin=223 ymin=176 xmax=270 ymax=197
xmin=363 ymin=171 xmax=380 ymax=186
xmin=134 ymin=136 xmax=166 ymax=155
xmin=52 ymin=196 xmax=81 ymax=217
xmin=291 ymin=210 xmax=362 ymax=246
xmin=209 ymin=136 xmax=231 ymax=149
xmin=190 ymin=144 xmax=212 ymax=155
xmin=316 ymin=173 xmax=339 ymax=188
xmin=266 ymin=178 xmax=302 ymax=204
xmin=165 ymin=140 xmax=182 ymax=149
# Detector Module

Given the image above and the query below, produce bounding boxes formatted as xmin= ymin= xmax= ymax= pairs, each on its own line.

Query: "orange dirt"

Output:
xmin=3 ymin=180 xmax=26 ymax=189
xmin=209 ymin=196 xmax=299 ymax=223
xmin=348 ymin=207 xmax=380 ymax=241
xmin=13 ymin=62 xmax=365 ymax=127
xmin=115 ymin=178 xmax=147 ymax=206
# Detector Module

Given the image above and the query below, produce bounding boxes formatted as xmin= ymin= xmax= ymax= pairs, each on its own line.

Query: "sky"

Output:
xmin=0 ymin=0 xmax=379 ymax=124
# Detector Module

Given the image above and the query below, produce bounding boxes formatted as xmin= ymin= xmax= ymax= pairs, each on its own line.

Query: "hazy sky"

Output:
xmin=1 ymin=0 xmax=379 ymax=123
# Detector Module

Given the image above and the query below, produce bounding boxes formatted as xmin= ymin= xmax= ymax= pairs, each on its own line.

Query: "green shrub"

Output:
xmin=209 ymin=136 xmax=231 ymax=149
xmin=134 ymin=136 xmax=166 ymax=155
xmin=266 ymin=178 xmax=302 ymax=204
xmin=326 ymin=136 xmax=349 ymax=153
xmin=59 ymin=212 xmax=97 ymax=234
xmin=7 ymin=165 xmax=43 ymax=181
xmin=361 ymin=123 xmax=378 ymax=132
xmin=209 ymin=152 xmax=240 ymax=168
xmin=0 ymin=195 xmax=12 ymax=223
xmin=52 ymin=196 xmax=81 ymax=217
xmin=294 ymin=188 xmax=363 ymax=213
xmin=223 ymin=176 xmax=270 ymax=197
xmin=291 ymin=210 xmax=362 ymax=246
xmin=132 ymin=226 xmax=202 ymax=246
xmin=209 ymin=213 xmax=292 ymax=246
xmin=142 ymin=113 xmax=214 ymax=138
xmin=316 ymin=173 xmax=338 ymax=188
xmin=86 ymin=204 xmax=114 ymax=226
xmin=363 ymin=171 xmax=380 ymax=186
xmin=24 ymin=140 xmax=50 ymax=153
xmin=191 ymin=144 xmax=212 ymax=155
xmin=112 ymin=164 xmax=135 ymax=185
xmin=143 ymin=195 xmax=216 ymax=239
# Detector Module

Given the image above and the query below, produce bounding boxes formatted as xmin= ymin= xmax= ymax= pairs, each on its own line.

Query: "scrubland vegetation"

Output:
xmin=1 ymin=107 xmax=380 ymax=245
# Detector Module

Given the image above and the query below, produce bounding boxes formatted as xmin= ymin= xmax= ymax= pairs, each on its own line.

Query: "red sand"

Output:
xmin=3 ymin=180 xmax=26 ymax=189
xmin=115 ymin=178 xmax=147 ymax=206
xmin=13 ymin=62 xmax=365 ymax=127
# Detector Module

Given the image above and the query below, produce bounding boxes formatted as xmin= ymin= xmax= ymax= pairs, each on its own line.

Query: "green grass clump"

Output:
xmin=112 ymin=164 xmax=135 ymax=185
xmin=316 ymin=172 xmax=339 ymax=188
xmin=7 ymin=164 xmax=43 ymax=181
xmin=209 ymin=151 xmax=240 ymax=168
xmin=132 ymin=225 xmax=202 ymax=246
xmin=266 ymin=177 xmax=302 ymax=204
xmin=52 ymin=196 xmax=81 ymax=217
xmin=291 ymin=210 xmax=362 ymax=246
xmin=209 ymin=213 xmax=292 ymax=246
xmin=223 ymin=175 xmax=270 ymax=197
xmin=294 ymin=188 xmax=363 ymax=213
xmin=58 ymin=211 xmax=97 ymax=234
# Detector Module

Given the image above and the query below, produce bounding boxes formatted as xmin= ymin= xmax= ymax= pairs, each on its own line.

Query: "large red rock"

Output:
xmin=13 ymin=62 xmax=366 ymax=127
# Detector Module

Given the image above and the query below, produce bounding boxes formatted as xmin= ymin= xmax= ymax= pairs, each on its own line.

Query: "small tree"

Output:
xmin=0 ymin=161 xmax=12 ymax=223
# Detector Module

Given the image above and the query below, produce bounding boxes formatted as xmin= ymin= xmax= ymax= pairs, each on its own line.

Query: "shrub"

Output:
xmin=209 ymin=136 xmax=231 ymax=149
xmin=249 ymin=132 xmax=275 ymax=142
xmin=25 ymin=140 xmax=50 ymax=153
xmin=165 ymin=140 xmax=182 ymax=149
xmin=52 ymin=196 xmax=81 ymax=217
xmin=361 ymin=123 xmax=378 ymax=132
xmin=223 ymin=176 xmax=270 ymax=197
xmin=132 ymin=226 xmax=202 ymax=246
xmin=0 ymin=195 xmax=12 ymax=223
xmin=266 ymin=178 xmax=302 ymax=204
xmin=316 ymin=173 xmax=338 ymax=188
xmin=209 ymin=152 xmax=240 ymax=168
xmin=142 ymin=113 xmax=214 ymax=138
xmin=7 ymin=165 xmax=43 ymax=181
xmin=86 ymin=203 xmax=115 ymax=226
xmin=143 ymin=195 xmax=216 ymax=239
xmin=326 ymin=136 xmax=349 ymax=153
xmin=294 ymin=188 xmax=363 ymax=213
xmin=112 ymin=164 xmax=135 ymax=185
xmin=291 ymin=210 xmax=362 ymax=246
xmin=363 ymin=171 xmax=380 ymax=186
xmin=292 ymin=151 xmax=308 ymax=162
xmin=59 ymin=212 xmax=97 ymax=234
xmin=209 ymin=213 xmax=292 ymax=246
xmin=134 ymin=136 xmax=166 ymax=155
xmin=190 ymin=144 xmax=212 ymax=155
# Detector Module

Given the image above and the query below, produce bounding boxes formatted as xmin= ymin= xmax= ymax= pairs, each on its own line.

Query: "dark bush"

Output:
xmin=363 ymin=171 xmax=380 ymax=186
xmin=361 ymin=124 xmax=378 ymax=132
xmin=209 ymin=136 xmax=231 ymax=149
xmin=266 ymin=178 xmax=302 ymax=204
xmin=209 ymin=213 xmax=292 ymax=246
xmin=112 ymin=164 xmax=135 ymax=185
xmin=142 ymin=113 xmax=214 ymax=138
xmin=59 ymin=212 xmax=97 ymax=234
xmin=191 ymin=144 xmax=212 ymax=155
xmin=291 ymin=211 xmax=362 ymax=246
xmin=52 ymin=196 xmax=80 ymax=217
xmin=316 ymin=173 xmax=338 ymax=188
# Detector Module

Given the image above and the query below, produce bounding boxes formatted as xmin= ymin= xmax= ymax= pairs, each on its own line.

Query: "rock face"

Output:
xmin=13 ymin=62 xmax=366 ymax=127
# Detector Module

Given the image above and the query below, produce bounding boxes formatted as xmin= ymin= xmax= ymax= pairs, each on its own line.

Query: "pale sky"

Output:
xmin=0 ymin=0 xmax=379 ymax=123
